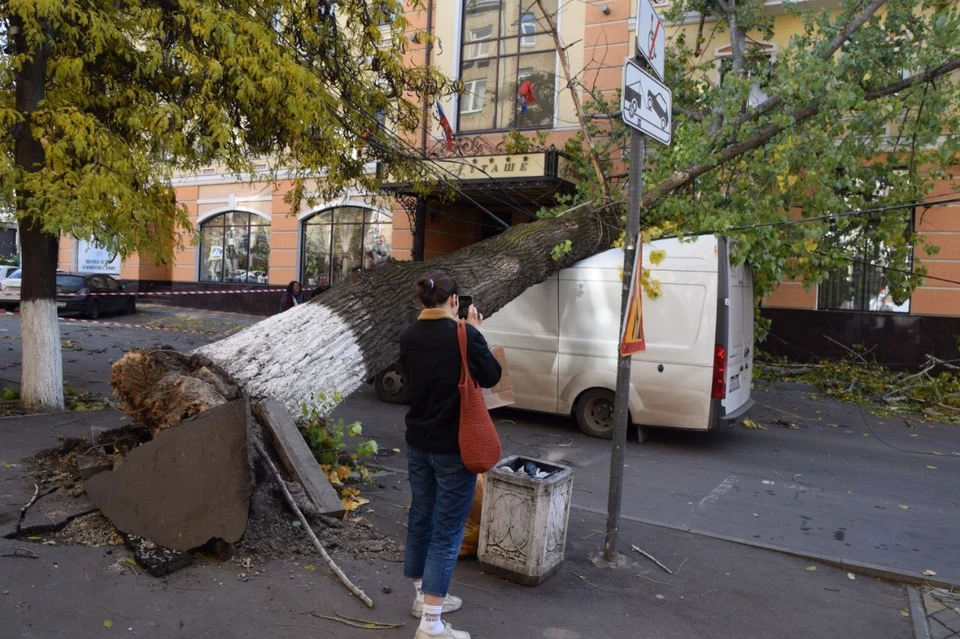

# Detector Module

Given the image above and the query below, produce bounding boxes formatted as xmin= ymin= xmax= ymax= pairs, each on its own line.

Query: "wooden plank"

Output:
xmin=253 ymin=400 xmax=345 ymax=517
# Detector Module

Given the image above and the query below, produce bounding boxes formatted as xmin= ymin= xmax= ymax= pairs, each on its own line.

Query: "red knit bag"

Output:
xmin=457 ymin=321 xmax=502 ymax=474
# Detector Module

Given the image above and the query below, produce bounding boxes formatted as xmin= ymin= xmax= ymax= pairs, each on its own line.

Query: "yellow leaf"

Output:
xmin=742 ymin=418 xmax=766 ymax=430
xmin=342 ymin=498 xmax=361 ymax=511
xmin=320 ymin=464 xmax=331 ymax=473
xmin=335 ymin=466 xmax=351 ymax=481
xmin=649 ymin=249 xmax=666 ymax=265
xmin=327 ymin=472 xmax=342 ymax=486
xmin=900 ymin=609 xmax=909 ymax=617
xmin=341 ymin=487 xmax=361 ymax=498
xmin=802 ymin=238 xmax=818 ymax=252
xmin=103 ymin=619 xmax=113 ymax=628
xmin=304 ymin=564 xmax=317 ymax=571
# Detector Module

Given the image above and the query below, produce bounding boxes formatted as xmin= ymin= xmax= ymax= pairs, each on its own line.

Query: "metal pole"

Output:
xmin=604 ymin=129 xmax=645 ymax=563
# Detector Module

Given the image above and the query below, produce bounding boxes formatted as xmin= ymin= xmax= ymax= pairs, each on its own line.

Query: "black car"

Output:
xmin=647 ymin=90 xmax=668 ymax=128
xmin=56 ymin=274 xmax=135 ymax=319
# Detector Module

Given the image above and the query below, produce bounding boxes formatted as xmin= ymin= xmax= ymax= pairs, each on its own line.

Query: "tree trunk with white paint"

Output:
xmin=193 ymin=202 xmax=621 ymax=414
xmin=12 ymin=19 xmax=64 ymax=412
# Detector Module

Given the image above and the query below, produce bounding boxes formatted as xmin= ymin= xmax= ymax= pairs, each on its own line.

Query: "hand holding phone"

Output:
xmin=457 ymin=294 xmax=473 ymax=319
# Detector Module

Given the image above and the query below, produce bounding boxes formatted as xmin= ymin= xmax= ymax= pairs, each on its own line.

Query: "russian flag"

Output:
xmin=518 ymin=80 xmax=537 ymax=113
xmin=437 ymin=102 xmax=454 ymax=151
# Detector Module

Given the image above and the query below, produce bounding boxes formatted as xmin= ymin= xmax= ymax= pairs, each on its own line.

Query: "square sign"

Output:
xmin=622 ymin=59 xmax=672 ymax=145
xmin=636 ymin=0 xmax=665 ymax=81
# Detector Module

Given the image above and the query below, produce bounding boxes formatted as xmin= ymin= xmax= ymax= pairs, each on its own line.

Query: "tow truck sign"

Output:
xmin=636 ymin=0 xmax=665 ymax=81
xmin=622 ymin=59 xmax=672 ymax=145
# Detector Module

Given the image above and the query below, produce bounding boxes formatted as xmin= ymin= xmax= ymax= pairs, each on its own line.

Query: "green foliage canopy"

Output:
xmin=550 ymin=0 xmax=959 ymax=307
xmin=0 ymin=0 xmax=442 ymax=262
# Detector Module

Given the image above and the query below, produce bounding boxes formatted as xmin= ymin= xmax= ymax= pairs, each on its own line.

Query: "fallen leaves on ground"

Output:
xmin=341 ymin=487 xmax=370 ymax=512
xmin=742 ymin=418 xmax=766 ymax=430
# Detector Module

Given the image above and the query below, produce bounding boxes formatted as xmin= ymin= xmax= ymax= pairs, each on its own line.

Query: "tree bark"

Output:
xmin=195 ymin=202 xmax=621 ymax=414
xmin=12 ymin=18 xmax=63 ymax=412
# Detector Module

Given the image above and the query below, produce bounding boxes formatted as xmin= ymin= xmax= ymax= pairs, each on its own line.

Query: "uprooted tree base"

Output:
xmin=11 ymin=432 xmax=402 ymax=573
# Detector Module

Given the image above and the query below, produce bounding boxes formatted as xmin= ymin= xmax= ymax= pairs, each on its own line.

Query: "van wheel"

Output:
xmin=374 ymin=364 xmax=407 ymax=404
xmin=575 ymin=388 xmax=616 ymax=439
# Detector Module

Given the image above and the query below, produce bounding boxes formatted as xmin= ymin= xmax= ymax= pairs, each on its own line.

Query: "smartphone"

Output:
xmin=457 ymin=294 xmax=473 ymax=319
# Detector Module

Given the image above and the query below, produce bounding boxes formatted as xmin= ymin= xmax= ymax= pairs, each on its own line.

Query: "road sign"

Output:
xmin=621 ymin=59 xmax=672 ymax=145
xmin=636 ymin=0 xmax=665 ymax=81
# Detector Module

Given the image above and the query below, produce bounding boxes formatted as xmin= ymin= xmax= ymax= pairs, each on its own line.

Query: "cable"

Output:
xmin=856 ymin=402 xmax=951 ymax=457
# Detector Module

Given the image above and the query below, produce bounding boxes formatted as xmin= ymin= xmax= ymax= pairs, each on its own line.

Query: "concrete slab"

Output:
xmin=253 ymin=400 xmax=344 ymax=517
xmin=19 ymin=488 xmax=96 ymax=534
xmin=85 ymin=399 xmax=253 ymax=551
xmin=0 ymin=410 xmax=129 ymax=539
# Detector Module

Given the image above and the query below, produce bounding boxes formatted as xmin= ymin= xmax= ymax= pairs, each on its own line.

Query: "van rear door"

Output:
xmin=715 ymin=238 xmax=755 ymax=425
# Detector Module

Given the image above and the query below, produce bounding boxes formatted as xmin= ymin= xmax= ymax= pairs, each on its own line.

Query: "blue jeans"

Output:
xmin=403 ymin=444 xmax=477 ymax=598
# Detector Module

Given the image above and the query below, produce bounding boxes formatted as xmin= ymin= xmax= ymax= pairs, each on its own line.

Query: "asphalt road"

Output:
xmin=335 ymin=381 xmax=960 ymax=586
xmin=1 ymin=303 xmax=957 ymax=588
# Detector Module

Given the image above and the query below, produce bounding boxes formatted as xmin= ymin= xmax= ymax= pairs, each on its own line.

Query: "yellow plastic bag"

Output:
xmin=458 ymin=474 xmax=485 ymax=558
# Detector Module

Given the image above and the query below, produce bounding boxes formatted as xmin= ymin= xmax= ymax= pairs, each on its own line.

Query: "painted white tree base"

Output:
xmin=196 ymin=302 xmax=366 ymax=415
xmin=20 ymin=299 xmax=65 ymax=411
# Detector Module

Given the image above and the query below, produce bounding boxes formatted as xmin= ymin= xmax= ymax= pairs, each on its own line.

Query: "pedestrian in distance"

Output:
xmin=279 ymin=280 xmax=304 ymax=312
xmin=400 ymin=271 xmax=502 ymax=639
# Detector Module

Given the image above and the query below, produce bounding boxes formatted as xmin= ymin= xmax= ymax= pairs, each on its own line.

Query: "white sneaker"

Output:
xmin=414 ymin=621 xmax=470 ymax=639
xmin=411 ymin=593 xmax=463 ymax=618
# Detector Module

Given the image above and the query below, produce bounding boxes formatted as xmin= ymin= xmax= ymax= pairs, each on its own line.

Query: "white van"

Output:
xmin=478 ymin=234 xmax=755 ymax=440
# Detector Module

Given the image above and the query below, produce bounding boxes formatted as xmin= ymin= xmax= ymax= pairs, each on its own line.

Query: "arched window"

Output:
xmin=199 ymin=211 xmax=271 ymax=283
xmin=300 ymin=206 xmax=392 ymax=288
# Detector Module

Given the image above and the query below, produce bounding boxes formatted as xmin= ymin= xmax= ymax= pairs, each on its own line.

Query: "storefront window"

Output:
xmin=199 ymin=211 xmax=271 ymax=283
xmin=459 ymin=0 xmax=557 ymax=132
xmin=300 ymin=206 xmax=392 ymax=288
xmin=817 ymin=210 xmax=913 ymax=313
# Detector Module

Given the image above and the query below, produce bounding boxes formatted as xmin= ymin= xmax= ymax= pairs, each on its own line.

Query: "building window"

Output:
xmin=817 ymin=210 xmax=913 ymax=313
xmin=469 ymin=25 xmax=493 ymax=59
xmin=462 ymin=79 xmax=487 ymax=113
xmin=520 ymin=13 xmax=536 ymax=47
xmin=199 ymin=211 xmax=270 ymax=283
xmin=300 ymin=206 xmax=392 ymax=288
xmin=459 ymin=0 xmax=557 ymax=132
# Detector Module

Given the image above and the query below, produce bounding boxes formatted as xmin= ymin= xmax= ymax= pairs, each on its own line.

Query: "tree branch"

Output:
xmin=643 ymin=57 xmax=960 ymax=207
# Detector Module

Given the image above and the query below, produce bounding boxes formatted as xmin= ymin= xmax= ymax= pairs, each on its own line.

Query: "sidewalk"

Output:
xmin=1 ymin=411 xmax=915 ymax=638
xmin=919 ymin=587 xmax=960 ymax=639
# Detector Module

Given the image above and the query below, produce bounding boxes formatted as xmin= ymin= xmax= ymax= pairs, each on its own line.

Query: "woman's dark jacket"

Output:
xmin=400 ymin=310 xmax=502 ymax=455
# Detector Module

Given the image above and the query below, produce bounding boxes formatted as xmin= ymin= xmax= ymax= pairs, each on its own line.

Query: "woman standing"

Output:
xmin=279 ymin=280 xmax=304 ymax=312
xmin=400 ymin=272 xmax=501 ymax=639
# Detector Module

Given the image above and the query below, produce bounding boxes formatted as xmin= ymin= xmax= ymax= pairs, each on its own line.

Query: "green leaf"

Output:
xmin=805 ymin=566 xmax=817 ymax=572
xmin=103 ymin=619 xmax=113 ymax=628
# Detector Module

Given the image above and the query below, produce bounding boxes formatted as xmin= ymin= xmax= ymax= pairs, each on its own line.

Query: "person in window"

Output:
xmin=310 ymin=273 xmax=331 ymax=299
xmin=279 ymin=280 xmax=304 ymax=312
xmin=401 ymin=271 xmax=501 ymax=639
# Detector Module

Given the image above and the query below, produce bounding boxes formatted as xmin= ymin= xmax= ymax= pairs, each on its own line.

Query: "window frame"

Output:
xmin=457 ymin=0 xmax=558 ymax=133
xmin=299 ymin=206 xmax=393 ymax=288
xmin=197 ymin=210 xmax=271 ymax=284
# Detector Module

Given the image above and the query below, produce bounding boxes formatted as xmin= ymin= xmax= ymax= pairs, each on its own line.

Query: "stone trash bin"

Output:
xmin=477 ymin=455 xmax=573 ymax=585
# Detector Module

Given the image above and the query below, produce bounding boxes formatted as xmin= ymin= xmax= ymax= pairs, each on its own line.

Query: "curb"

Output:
xmin=908 ymin=586 xmax=931 ymax=639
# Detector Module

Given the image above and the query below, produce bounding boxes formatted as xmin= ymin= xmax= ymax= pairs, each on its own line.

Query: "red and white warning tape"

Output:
xmin=0 ymin=310 xmax=220 ymax=336
xmin=60 ymin=288 xmax=281 ymax=297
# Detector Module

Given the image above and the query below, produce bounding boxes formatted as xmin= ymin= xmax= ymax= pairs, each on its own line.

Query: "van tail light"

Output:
xmin=711 ymin=345 xmax=727 ymax=399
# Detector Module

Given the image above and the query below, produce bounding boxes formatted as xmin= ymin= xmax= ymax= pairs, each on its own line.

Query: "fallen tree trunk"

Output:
xmin=192 ymin=201 xmax=621 ymax=414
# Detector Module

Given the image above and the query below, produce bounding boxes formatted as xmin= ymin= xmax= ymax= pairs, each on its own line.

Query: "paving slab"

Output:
xmin=84 ymin=399 xmax=253 ymax=551
xmin=0 ymin=410 xmax=129 ymax=538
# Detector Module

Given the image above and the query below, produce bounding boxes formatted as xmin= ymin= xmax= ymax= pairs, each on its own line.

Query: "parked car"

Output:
xmin=0 ymin=269 xmax=22 ymax=309
xmin=56 ymin=273 xmax=135 ymax=319
xmin=0 ymin=265 xmax=18 ymax=281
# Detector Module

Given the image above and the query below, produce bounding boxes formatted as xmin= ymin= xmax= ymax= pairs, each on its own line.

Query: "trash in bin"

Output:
xmin=478 ymin=455 xmax=573 ymax=585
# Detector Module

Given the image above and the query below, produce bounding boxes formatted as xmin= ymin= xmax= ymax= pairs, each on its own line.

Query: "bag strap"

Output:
xmin=457 ymin=321 xmax=469 ymax=386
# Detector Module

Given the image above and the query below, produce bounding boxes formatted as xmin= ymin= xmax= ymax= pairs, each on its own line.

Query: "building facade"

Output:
xmin=58 ymin=0 xmax=960 ymax=347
